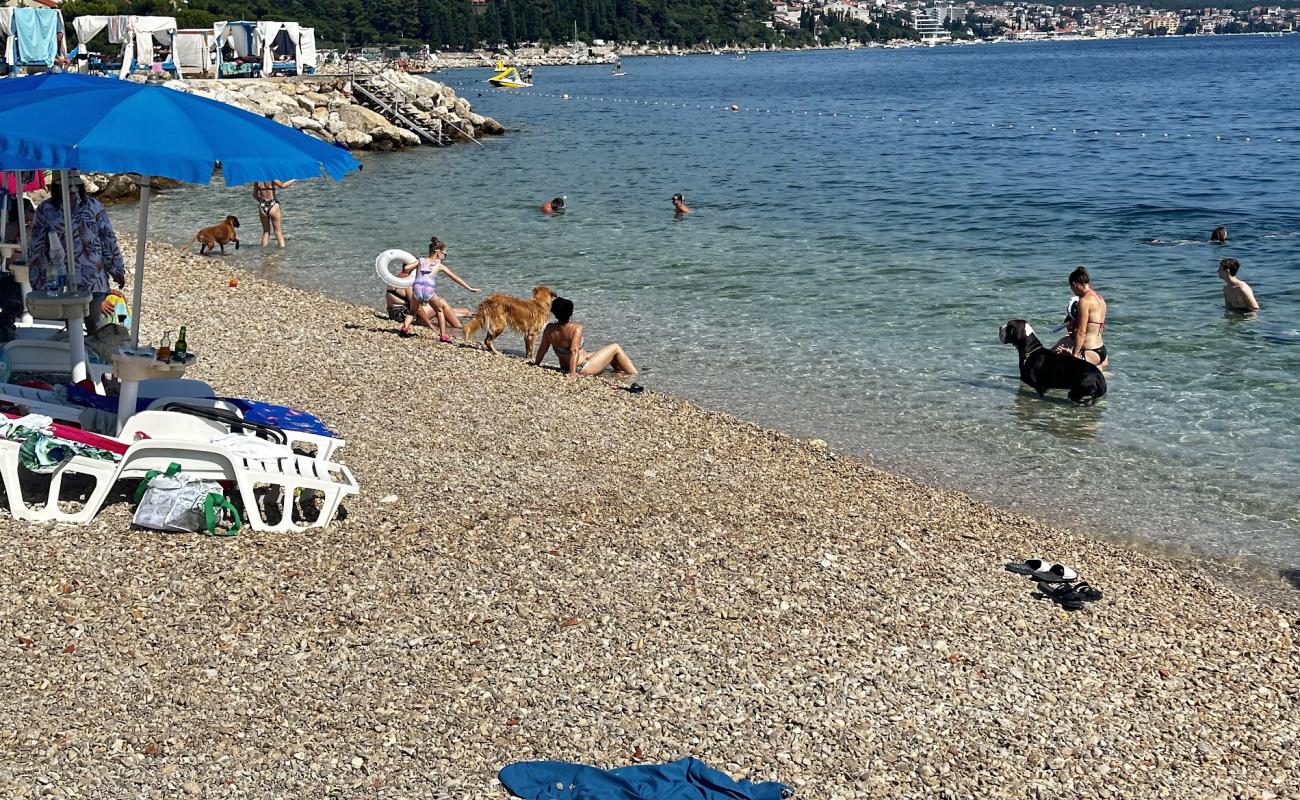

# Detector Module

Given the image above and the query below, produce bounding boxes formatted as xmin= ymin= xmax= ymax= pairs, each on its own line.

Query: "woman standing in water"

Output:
xmin=1067 ymin=266 xmax=1108 ymax=370
xmin=253 ymin=179 xmax=294 ymax=247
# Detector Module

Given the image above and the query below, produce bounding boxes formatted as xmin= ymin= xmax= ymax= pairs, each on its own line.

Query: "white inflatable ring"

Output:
xmin=375 ymin=249 xmax=417 ymax=288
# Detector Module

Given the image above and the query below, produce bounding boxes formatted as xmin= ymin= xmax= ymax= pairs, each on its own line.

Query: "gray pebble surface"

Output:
xmin=0 ymin=241 xmax=1295 ymax=799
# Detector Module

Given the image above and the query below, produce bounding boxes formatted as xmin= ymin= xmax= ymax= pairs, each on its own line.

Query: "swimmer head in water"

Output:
xmin=1210 ymin=226 xmax=1228 ymax=244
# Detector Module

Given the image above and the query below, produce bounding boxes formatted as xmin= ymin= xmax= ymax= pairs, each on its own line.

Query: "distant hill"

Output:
xmin=59 ymin=0 xmax=918 ymax=49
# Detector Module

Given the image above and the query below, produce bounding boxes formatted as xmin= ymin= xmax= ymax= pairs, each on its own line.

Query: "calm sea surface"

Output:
xmin=114 ymin=35 xmax=1300 ymax=567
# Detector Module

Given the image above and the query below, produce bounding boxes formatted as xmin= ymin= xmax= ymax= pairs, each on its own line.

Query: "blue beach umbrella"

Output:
xmin=0 ymin=72 xmax=359 ymax=344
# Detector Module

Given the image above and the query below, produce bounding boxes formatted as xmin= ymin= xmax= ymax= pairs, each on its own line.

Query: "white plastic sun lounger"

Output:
xmin=0 ymin=435 xmax=120 ymax=524
xmin=116 ymin=412 xmax=358 ymax=532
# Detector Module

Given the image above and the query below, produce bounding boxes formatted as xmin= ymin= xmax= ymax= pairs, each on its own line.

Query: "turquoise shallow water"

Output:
xmin=113 ymin=36 xmax=1300 ymax=567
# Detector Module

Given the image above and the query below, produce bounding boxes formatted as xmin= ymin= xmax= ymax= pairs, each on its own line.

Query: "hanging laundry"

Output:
xmin=11 ymin=8 xmax=58 ymax=66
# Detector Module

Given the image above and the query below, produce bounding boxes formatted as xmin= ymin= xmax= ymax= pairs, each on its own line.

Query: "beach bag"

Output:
xmin=132 ymin=463 xmax=242 ymax=536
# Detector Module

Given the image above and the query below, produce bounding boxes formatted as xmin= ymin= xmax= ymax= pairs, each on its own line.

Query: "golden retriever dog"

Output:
xmin=462 ymin=286 xmax=556 ymax=357
xmin=184 ymin=215 xmax=240 ymax=255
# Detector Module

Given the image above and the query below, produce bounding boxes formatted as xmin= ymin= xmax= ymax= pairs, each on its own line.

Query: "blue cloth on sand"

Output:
xmin=498 ymin=758 xmax=787 ymax=800
xmin=13 ymin=9 xmax=59 ymax=66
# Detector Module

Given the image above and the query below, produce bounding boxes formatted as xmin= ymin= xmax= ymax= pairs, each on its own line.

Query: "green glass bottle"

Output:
xmin=172 ymin=326 xmax=188 ymax=363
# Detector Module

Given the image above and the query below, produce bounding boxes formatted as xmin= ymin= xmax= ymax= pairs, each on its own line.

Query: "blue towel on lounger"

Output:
xmin=498 ymin=758 xmax=787 ymax=800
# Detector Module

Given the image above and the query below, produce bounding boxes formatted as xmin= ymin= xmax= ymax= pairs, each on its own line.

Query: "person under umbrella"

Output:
xmin=26 ymin=171 xmax=125 ymax=334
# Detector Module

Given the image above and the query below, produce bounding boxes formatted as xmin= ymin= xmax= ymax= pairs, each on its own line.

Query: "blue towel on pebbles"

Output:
xmin=498 ymin=758 xmax=787 ymax=800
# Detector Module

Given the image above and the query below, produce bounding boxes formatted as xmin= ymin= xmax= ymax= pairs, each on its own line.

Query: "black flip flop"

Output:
xmin=1036 ymin=581 xmax=1087 ymax=611
xmin=1071 ymin=582 xmax=1104 ymax=602
xmin=1005 ymin=558 xmax=1049 ymax=576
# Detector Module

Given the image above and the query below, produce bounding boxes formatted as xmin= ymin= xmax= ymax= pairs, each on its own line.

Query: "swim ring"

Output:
xmin=375 ymin=249 xmax=417 ymax=288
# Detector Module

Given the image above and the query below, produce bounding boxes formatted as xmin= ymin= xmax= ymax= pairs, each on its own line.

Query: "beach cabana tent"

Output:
xmin=0 ymin=5 xmax=67 ymax=74
xmin=258 ymin=21 xmax=303 ymax=76
xmin=173 ymin=28 xmax=215 ymax=76
xmin=214 ymin=20 xmax=312 ymax=78
xmin=72 ymin=15 xmax=182 ymax=79
xmin=0 ymin=72 xmax=359 ymax=347
xmin=212 ymin=20 xmax=255 ymax=77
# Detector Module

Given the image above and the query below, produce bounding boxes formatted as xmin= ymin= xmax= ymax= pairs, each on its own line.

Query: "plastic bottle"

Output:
xmin=156 ymin=330 xmax=171 ymax=362
xmin=172 ymin=326 xmax=188 ymax=363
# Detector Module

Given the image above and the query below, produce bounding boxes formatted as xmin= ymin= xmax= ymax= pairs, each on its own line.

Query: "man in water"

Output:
xmin=672 ymin=193 xmax=691 ymax=215
xmin=1218 ymin=258 xmax=1259 ymax=312
xmin=1210 ymin=226 xmax=1228 ymax=244
xmin=541 ymin=196 xmax=566 ymax=214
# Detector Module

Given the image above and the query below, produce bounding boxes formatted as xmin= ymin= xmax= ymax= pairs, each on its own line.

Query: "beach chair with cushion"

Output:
xmin=146 ymin=397 xmax=345 ymax=462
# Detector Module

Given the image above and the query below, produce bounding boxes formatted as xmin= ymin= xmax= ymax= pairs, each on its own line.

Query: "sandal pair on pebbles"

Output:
xmin=1006 ymin=558 xmax=1105 ymax=611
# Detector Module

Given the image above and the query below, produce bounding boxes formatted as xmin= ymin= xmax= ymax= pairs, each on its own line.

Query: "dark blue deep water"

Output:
xmin=119 ymin=35 xmax=1300 ymax=566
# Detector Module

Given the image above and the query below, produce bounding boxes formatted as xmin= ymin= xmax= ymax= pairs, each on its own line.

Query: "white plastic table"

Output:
xmin=111 ymin=349 xmax=194 ymax=435
xmin=25 ymin=291 xmax=92 ymax=381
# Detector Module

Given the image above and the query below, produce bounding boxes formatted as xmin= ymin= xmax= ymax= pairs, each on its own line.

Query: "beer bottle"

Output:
xmin=156 ymin=331 xmax=172 ymax=362
xmin=172 ymin=326 xmax=188 ymax=363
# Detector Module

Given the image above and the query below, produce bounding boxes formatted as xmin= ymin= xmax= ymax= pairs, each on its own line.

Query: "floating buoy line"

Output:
xmin=451 ymin=82 xmax=1295 ymax=148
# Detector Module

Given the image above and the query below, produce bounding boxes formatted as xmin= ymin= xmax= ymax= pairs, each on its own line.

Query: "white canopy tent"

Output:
xmin=214 ymin=20 xmax=313 ymax=77
xmin=257 ymin=21 xmax=301 ymax=76
xmin=173 ymin=28 xmax=214 ymax=76
xmin=72 ymin=15 xmax=182 ymax=79
xmin=0 ymin=6 xmax=68 ymax=72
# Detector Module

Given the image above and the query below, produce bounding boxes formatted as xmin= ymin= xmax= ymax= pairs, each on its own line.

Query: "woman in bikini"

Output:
xmin=252 ymin=179 xmax=294 ymax=247
xmin=1067 ymin=266 xmax=1108 ymax=370
xmin=533 ymin=297 xmax=637 ymax=379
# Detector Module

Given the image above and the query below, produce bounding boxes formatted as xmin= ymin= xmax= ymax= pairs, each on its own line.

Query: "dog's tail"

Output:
xmin=179 ymin=236 xmax=198 ymax=252
xmin=462 ymin=311 xmax=484 ymax=342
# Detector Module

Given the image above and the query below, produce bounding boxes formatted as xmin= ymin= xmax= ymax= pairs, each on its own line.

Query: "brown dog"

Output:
xmin=184 ymin=215 xmax=240 ymax=255
xmin=462 ymin=286 xmax=556 ymax=357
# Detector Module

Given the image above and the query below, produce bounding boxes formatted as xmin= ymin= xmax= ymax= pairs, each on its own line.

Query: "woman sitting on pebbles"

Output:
xmin=533 ymin=297 xmax=637 ymax=378
xmin=395 ymin=237 xmax=478 ymax=341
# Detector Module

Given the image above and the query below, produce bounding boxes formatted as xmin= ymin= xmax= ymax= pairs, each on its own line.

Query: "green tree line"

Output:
xmin=60 ymin=0 xmax=917 ymax=49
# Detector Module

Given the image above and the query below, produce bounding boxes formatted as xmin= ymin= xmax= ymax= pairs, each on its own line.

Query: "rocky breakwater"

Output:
xmin=164 ymin=69 xmax=504 ymax=151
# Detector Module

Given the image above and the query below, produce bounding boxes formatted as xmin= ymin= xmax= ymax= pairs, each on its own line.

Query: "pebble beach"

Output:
xmin=0 ymin=241 xmax=1296 ymax=799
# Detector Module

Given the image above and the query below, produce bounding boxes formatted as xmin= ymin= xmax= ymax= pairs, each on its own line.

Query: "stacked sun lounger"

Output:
xmin=0 ymin=383 xmax=356 ymax=531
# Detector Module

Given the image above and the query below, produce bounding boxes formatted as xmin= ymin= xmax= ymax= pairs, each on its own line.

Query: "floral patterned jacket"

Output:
xmin=26 ymin=194 xmax=126 ymax=294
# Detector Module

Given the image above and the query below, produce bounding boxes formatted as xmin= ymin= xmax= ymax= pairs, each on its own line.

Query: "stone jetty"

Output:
xmin=165 ymin=69 xmax=503 ymax=152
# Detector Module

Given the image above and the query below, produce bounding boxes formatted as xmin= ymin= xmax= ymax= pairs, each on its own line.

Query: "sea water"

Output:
xmin=114 ymin=35 xmax=1300 ymax=567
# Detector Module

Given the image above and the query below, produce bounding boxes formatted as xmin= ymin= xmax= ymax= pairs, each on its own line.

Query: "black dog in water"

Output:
xmin=999 ymin=319 xmax=1106 ymax=404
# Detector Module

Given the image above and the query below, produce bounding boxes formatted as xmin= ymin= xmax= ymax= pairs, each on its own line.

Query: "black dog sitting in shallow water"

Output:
xmin=999 ymin=319 xmax=1107 ymax=404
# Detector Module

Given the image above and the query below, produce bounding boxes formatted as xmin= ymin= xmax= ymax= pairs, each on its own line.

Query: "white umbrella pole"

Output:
xmin=129 ymin=174 xmax=151 ymax=346
xmin=60 ymin=169 xmax=74 ymax=290
xmin=16 ymin=182 xmax=30 ymax=323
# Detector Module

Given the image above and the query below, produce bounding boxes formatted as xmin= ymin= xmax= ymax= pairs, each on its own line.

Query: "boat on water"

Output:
xmin=488 ymin=61 xmax=532 ymax=88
